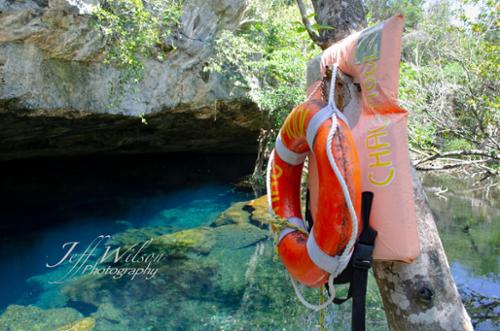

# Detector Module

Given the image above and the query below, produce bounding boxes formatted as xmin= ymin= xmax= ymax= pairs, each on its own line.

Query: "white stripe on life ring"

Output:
xmin=306 ymin=226 xmax=353 ymax=277
xmin=275 ymin=134 xmax=308 ymax=165
xmin=306 ymin=105 xmax=333 ymax=149
xmin=278 ymin=217 xmax=307 ymax=243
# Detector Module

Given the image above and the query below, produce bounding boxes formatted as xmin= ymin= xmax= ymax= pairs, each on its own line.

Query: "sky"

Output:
xmin=424 ymin=0 xmax=481 ymax=23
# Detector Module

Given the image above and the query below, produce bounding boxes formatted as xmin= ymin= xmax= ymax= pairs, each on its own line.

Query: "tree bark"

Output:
xmin=302 ymin=1 xmax=474 ymax=329
xmin=372 ymin=168 xmax=473 ymax=330
xmin=310 ymin=0 xmax=366 ymax=48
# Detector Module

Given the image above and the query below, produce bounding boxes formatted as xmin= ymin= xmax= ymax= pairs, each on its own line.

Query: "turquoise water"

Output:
xmin=0 ymin=185 xmax=249 ymax=310
xmin=0 ymin=154 xmax=253 ymax=313
xmin=0 ymin=156 xmax=498 ymax=330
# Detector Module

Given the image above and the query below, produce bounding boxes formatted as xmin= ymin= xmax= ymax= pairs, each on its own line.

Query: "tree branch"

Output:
xmin=416 ymin=149 xmax=500 ymax=165
xmin=415 ymin=158 xmax=491 ymax=171
xmin=295 ymin=0 xmax=324 ymax=48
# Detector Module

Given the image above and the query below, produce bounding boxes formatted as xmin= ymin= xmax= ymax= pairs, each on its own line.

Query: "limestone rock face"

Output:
xmin=0 ymin=0 xmax=266 ymax=159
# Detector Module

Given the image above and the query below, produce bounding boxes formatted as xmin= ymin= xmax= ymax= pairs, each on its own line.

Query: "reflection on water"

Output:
xmin=422 ymin=173 xmax=500 ymax=330
xmin=0 ymin=157 xmax=498 ymax=330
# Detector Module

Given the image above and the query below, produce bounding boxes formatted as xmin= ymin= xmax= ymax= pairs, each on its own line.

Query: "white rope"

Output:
xmin=266 ymin=146 xmax=339 ymax=311
xmin=289 ymin=273 xmax=336 ymax=311
xmin=265 ymin=64 xmax=358 ymax=310
xmin=326 ymin=64 xmax=359 ymax=276
xmin=266 ymin=149 xmax=275 ymax=215
xmin=327 ymin=65 xmax=337 ymax=106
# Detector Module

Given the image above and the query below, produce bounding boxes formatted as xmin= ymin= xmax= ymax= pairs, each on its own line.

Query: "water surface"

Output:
xmin=0 ymin=157 xmax=498 ymax=330
xmin=0 ymin=154 xmax=254 ymax=312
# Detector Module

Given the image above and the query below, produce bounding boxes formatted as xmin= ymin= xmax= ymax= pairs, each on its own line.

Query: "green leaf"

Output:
xmin=312 ymin=23 xmax=334 ymax=31
xmin=295 ymin=25 xmax=306 ymax=33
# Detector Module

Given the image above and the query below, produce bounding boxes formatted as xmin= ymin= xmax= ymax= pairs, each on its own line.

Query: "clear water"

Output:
xmin=0 ymin=156 xmax=498 ymax=330
xmin=422 ymin=174 xmax=500 ymax=330
xmin=0 ymin=185 xmax=250 ymax=310
xmin=0 ymin=154 xmax=253 ymax=313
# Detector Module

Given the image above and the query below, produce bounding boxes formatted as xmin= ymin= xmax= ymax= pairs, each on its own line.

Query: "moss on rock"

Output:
xmin=0 ymin=305 xmax=83 ymax=331
xmin=154 ymin=227 xmax=215 ymax=256
xmin=106 ymin=226 xmax=175 ymax=248
xmin=55 ymin=317 xmax=95 ymax=331
xmin=43 ymin=197 xmax=294 ymax=330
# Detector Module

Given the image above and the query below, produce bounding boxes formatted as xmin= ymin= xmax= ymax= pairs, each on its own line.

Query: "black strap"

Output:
xmin=306 ymin=190 xmax=377 ymax=331
xmin=305 ymin=189 xmax=314 ymax=230
xmin=351 ymin=244 xmax=372 ymax=331
xmin=330 ymin=192 xmax=377 ymax=331
xmin=351 ymin=192 xmax=377 ymax=331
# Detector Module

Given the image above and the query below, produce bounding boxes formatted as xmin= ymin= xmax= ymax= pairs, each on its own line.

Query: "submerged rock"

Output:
xmin=1 ymin=197 xmax=385 ymax=329
xmin=0 ymin=305 xmax=83 ymax=331
xmin=154 ymin=226 xmax=216 ymax=256
xmin=211 ymin=196 xmax=273 ymax=230
xmin=91 ymin=302 xmax=132 ymax=331
xmin=211 ymin=201 xmax=249 ymax=227
xmin=106 ymin=226 xmax=175 ymax=248
xmin=53 ymin=198 xmax=273 ymax=329
xmin=55 ymin=317 xmax=96 ymax=331
xmin=6 ymin=198 xmax=388 ymax=330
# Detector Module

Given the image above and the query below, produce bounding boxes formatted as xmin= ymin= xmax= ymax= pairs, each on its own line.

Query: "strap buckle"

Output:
xmin=352 ymin=243 xmax=374 ymax=270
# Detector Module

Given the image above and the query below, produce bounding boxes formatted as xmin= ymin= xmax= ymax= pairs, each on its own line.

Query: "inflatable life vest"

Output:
xmin=318 ymin=14 xmax=419 ymax=262
xmin=267 ymin=66 xmax=362 ymax=294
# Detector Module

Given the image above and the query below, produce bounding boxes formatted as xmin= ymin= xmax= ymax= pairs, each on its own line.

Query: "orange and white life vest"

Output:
xmin=319 ymin=15 xmax=419 ymax=262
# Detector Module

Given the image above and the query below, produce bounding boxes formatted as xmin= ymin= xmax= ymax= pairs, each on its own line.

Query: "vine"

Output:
xmin=92 ymin=0 xmax=183 ymax=108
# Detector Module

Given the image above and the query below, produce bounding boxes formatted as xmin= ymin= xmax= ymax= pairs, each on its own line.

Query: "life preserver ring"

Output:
xmin=266 ymin=66 xmax=362 ymax=291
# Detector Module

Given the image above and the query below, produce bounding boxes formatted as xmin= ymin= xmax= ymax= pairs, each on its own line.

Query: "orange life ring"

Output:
xmin=267 ymin=72 xmax=362 ymax=289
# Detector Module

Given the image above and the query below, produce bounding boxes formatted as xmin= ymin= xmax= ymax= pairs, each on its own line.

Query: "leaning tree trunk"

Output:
xmin=301 ymin=0 xmax=474 ymax=329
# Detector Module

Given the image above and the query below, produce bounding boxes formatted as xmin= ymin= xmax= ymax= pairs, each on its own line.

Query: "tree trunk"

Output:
xmin=302 ymin=1 xmax=474 ymax=329
xmin=308 ymin=0 xmax=366 ymax=48
xmin=372 ymin=168 xmax=473 ymax=330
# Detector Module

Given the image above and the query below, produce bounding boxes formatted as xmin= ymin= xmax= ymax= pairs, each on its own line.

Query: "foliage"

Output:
xmin=392 ymin=0 xmax=499 ymax=175
xmin=93 ymin=0 xmax=183 ymax=82
xmin=365 ymin=0 xmax=425 ymax=30
xmin=206 ymin=0 xmax=321 ymax=127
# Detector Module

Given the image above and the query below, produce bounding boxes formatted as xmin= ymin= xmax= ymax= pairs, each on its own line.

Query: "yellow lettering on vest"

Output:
xmin=364 ymin=61 xmax=377 ymax=77
xmin=368 ymin=150 xmax=392 ymax=168
xmin=365 ymin=117 xmax=395 ymax=187
xmin=367 ymin=131 xmax=389 ymax=150
xmin=361 ymin=60 xmax=378 ymax=109
xmin=368 ymin=116 xmax=389 ymax=133
xmin=364 ymin=77 xmax=376 ymax=92
xmin=368 ymin=168 xmax=395 ymax=186
xmin=362 ymin=55 xmax=378 ymax=62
